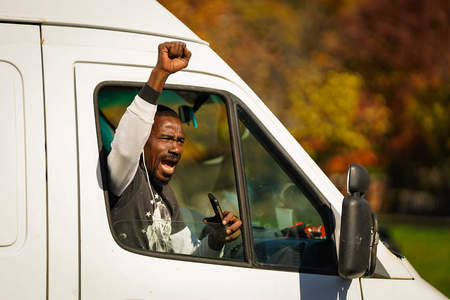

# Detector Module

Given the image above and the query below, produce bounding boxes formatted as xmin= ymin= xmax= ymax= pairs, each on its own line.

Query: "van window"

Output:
xmin=237 ymin=106 xmax=336 ymax=272
xmin=0 ymin=62 xmax=24 ymax=246
xmin=97 ymin=85 xmax=244 ymax=261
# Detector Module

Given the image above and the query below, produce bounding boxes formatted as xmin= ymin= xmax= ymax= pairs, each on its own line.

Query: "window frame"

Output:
xmin=93 ymin=81 xmax=252 ymax=268
xmin=93 ymin=81 xmax=337 ymax=274
xmin=230 ymin=97 xmax=338 ymax=275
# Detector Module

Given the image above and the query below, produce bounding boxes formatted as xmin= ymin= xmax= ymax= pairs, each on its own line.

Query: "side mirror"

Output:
xmin=338 ymin=164 xmax=378 ymax=279
xmin=347 ymin=163 xmax=370 ymax=195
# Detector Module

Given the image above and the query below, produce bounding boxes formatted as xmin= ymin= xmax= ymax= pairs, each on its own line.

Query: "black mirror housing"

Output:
xmin=339 ymin=164 xmax=377 ymax=279
xmin=338 ymin=193 xmax=372 ymax=278
xmin=347 ymin=163 xmax=370 ymax=195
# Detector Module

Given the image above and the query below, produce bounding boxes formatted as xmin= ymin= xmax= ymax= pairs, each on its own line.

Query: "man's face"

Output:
xmin=144 ymin=115 xmax=184 ymax=185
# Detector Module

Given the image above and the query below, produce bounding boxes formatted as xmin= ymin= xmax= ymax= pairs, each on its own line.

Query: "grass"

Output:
xmin=378 ymin=215 xmax=450 ymax=298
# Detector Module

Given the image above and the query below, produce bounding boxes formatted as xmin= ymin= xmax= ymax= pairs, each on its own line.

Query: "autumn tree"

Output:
xmin=329 ymin=0 xmax=449 ymax=212
xmin=160 ymin=0 xmax=449 ymax=214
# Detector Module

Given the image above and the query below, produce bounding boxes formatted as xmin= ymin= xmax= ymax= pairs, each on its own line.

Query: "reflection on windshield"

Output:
xmin=238 ymin=106 xmax=336 ymax=271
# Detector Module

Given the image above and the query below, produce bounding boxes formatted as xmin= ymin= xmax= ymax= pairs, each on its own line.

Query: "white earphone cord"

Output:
xmin=141 ymin=151 xmax=156 ymax=205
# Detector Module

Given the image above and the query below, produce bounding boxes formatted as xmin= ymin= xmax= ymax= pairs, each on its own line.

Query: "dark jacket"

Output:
xmin=110 ymin=163 xmax=186 ymax=251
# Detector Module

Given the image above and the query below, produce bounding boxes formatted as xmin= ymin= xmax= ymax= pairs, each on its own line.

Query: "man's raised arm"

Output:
xmin=107 ymin=42 xmax=191 ymax=196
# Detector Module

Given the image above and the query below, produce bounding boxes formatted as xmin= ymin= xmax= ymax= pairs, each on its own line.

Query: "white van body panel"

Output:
xmin=0 ymin=0 xmax=205 ymax=44
xmin=361 ymin=277 xmax=446 ymax=300
xmin=0 ymin=23 xmax=47 ymax=300
xmin=0 ymin=60 xmax=23 ymax=247
xmin=361 ymin=258 xmax=446 ymax=300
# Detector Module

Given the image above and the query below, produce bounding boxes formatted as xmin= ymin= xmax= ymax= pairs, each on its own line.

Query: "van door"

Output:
xmin=0 ymin=23 xmax=46 ymax=300
xmin=75 ymin=61 xmax=362 ymax=299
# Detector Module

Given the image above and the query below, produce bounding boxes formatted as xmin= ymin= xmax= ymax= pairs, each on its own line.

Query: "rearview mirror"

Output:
xmin=338 ymin=164 xmax=378 ymax=279
xmin=178 ymin=105 xmax=198 ymax=128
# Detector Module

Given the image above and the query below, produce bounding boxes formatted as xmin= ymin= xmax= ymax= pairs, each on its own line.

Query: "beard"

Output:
xmin=149 ymin=170 xmax=170 ymax=186
xmin=145 ymin=153 xmax=180 ymax=186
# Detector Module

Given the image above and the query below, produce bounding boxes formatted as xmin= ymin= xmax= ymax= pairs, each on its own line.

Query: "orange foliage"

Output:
xmin=160 ymin=0 xmax=449 ymax=212
xmin=325 ymin=150 xmax=378 ymax=173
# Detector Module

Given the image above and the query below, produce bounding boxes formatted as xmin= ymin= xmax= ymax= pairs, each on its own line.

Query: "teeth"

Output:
xmin=162 ymin=161 xmax=175 ymax=169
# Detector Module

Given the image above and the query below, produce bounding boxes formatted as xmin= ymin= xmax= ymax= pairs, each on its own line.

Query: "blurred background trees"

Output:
xmin=159 ymin=0 xmax=449 ymax=216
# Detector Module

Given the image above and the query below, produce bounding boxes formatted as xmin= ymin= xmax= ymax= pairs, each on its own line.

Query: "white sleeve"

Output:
xmin=107 ymin=95 xmax=158 ymax=196
xmin=170 ymin=226 xmax=224 ymax=258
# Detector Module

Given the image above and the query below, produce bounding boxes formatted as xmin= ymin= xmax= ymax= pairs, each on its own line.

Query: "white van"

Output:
xmin=0 ymin=1 xmax=446 ymax=299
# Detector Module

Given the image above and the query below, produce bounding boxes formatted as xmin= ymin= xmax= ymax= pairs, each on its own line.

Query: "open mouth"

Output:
xmin=160 ymin=158 xmax=178 ymax=175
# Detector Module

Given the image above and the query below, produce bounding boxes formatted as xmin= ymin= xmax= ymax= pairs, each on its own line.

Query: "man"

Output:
xmin=107 ymin=41 xmax=242 ymax=256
